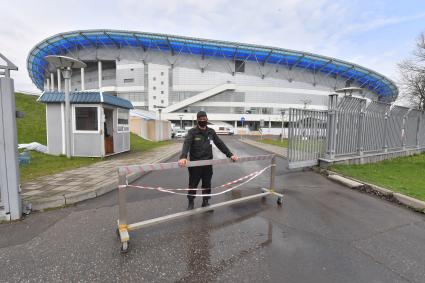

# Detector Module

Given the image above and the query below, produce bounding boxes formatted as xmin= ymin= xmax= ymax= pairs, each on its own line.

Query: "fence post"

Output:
xmin=402 ymin=110 xmax=410 ymax=150
xmin=382 ymin=112 xmax=389 ymax=152
xmin=118 ymin=171 xmax=128 ymax=228
xmin=325 ymin=93 xmax=338 ymax=160
xmin=416 ymin=113 xmax=422 ymax=148
xmin=356 ymin=110 xmax=365 ymax=156
xmin=0 ymin=53 xmax=21 ymax=221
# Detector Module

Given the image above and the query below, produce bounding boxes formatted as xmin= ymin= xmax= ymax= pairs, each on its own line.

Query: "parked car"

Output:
xmin=175 ymin=129 xmax=187 ymax=138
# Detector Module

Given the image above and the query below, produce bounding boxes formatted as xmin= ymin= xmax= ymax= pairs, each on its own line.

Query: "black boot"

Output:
xmin=202 ymin=198 xmax=210 ymax=207
xmin=187 ymin=198 xmax=194 ymax=210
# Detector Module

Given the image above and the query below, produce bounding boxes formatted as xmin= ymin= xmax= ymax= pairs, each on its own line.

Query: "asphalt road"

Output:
xmin=1 ymin=136 xmax=424 ymax=283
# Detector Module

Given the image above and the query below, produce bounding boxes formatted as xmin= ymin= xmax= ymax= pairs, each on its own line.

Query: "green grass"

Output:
xmin=19 ymin=152 xmax=99 ymax=183
xmin=15 ymin=93 xmax=46 ymax=144
xmin=130 ymin=132 xmax=171 ymax=153
xmin=330 ymin=153 xmax=425 ymax=201
xmin=258 ymin=138 xmax=289 ymax=148
xmin=14 ymin=93 xmax=171 ymax=182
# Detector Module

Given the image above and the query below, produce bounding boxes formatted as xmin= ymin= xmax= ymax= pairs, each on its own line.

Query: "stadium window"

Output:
xmin=123 ymin=78 xmax=134 ymax=83
xmin=153 ymin=96 xmax=156 ymax=99
xmin=161 ymin=81 xmax=164 ymax=85
xmin=153 ymin=77 xmax=156 ymax=81
xmin=75 ymin=107 xmax=98 ymax=131
xmin=161 ymin=72 xmax=164 ymax=76
xmin=153 ymin=86 xmax=156 ymax=90
xmin=161 ymin=91 xmax=164 ymax=94
xmin=161 ymin=99 xmax=164 ymax=103
xmin=235 ymin=60 xmax=245 ymax=73
xmin=130 ymin=68 xmax=134 ymax=71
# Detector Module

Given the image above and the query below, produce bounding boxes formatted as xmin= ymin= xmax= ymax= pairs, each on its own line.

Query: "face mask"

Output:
xmin=198 ymin=120 xmax=207 ymax=127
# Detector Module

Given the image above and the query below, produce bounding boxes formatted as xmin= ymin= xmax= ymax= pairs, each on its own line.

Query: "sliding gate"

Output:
xmin=287 ymin=108 xmax=328 ymax=169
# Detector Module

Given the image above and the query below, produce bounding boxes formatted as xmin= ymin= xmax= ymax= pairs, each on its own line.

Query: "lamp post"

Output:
xmin=281 ymin=109 xmax=285 ymax=142
xmin=156 ymin=106 xmax=165 ymax=141
xmin=45 ymin=56 xmax=86 ymax=158
xmin=179 ymin=114 xmax=184 ymax=130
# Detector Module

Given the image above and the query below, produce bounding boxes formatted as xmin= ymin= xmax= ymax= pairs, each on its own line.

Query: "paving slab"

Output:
xmin=21 ymin=142 xmax=182 ymax=211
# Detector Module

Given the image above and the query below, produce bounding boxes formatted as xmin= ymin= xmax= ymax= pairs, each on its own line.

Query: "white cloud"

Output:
xmin=1 ymin=0 xmax=421 ymax=95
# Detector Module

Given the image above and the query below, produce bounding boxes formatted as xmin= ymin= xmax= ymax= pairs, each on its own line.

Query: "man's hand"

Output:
xmin=178 ymin=158 xmax=188 ymax=167
xmin=230 ymin=155 xmax=238 ymax=162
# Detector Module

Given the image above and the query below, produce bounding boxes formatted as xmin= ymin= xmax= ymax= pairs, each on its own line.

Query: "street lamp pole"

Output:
xmin=44 ymin=56 xmax=86 ymax=158
xmin=179 ymin=114 xmax=183 ymax=130
xmin=158 ymin=108 xmax=162 ymax=141
xmin=281 ymin=109 xmax=285 ymax=143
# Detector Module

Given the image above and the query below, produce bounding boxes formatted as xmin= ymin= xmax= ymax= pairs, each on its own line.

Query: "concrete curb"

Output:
xmin=327 ymin=174 xmax=364 ymax=189
xmin=324 ymin=170 xmax=425 ymax=214
xmin=239 ymin=138 xmax=287 ymax=158
xmin=28 ymin=147 xmax=181 ymax=211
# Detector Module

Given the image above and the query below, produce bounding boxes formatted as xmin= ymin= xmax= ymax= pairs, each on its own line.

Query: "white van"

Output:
xmin=209 ymin=124 xmax=234 ymax=135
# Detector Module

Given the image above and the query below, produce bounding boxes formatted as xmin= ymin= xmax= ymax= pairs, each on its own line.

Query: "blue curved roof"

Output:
xmin=38 ymin=91 xmax=133 ymax=109
xmin=27 ymin=29 xmax=398 ymax=101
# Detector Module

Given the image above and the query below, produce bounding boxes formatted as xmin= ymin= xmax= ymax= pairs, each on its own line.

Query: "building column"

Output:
xmin=46 ymin=78 xmax=50 ymax=91
xmin=57 ymin=69 xmax=61 ymax=91
xmin=81 ymin=68 xmax=85 ymax=90
xmin=98 ymin=61 xmax=102 ymax=90
xmin=50 ymin=73 xmax=54 ymax=91
xmin=69 ymin=76 xmax=72 ymax=92
xmin=234 ymin=120 xmax=237 ymax=128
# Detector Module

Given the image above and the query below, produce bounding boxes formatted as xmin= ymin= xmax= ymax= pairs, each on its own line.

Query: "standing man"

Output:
xmin=178 ymin=111 xmax=238 ymax=210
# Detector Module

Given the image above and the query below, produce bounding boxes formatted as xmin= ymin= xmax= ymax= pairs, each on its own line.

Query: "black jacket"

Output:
xmin=179 ymin=126 xmax=233 ymax=161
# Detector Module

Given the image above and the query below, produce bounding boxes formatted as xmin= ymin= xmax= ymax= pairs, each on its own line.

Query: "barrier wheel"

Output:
xmin=120 ymin=242 xmax=129 ymax=254
xmin=277 ymin=197 xmax=283 ymax=206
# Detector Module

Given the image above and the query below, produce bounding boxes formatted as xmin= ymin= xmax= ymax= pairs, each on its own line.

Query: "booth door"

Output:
xmin=104 ymin=108 xmax=114 ymax=154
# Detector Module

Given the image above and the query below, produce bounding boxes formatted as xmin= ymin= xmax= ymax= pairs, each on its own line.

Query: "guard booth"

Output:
xmin=38 ymin=91 xmax=133 ymax=157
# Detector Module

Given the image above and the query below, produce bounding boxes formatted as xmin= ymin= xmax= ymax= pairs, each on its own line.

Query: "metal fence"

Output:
xmin=288 ymin=94 xmax=425 ymax=168
xmin=287 ymin=108 xmax=327 ymax=168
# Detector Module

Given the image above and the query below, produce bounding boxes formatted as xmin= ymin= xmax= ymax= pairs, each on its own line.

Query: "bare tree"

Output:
xmin=398 ymin=32 xmax=425 ymax=110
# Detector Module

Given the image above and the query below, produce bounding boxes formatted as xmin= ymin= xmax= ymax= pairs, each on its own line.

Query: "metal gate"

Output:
xmin=288 ymin=108 xmax=328 ymax=169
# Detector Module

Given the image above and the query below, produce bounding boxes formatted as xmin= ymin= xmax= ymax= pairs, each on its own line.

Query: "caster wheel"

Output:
xmin=120 ymin=242 xmax=130 ymax=254
xmin=277 ymin=197 xmax=283 ymax=206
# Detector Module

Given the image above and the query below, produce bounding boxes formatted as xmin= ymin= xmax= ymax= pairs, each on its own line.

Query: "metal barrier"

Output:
xmin=288 ymin=108 xmax=327 ymax=169
xmin=116 ymin=154 xmax=282 ymax=253
xmin=288 ymin=94 xmax=425 ymax=169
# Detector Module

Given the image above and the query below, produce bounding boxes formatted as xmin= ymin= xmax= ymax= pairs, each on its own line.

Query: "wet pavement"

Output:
xmin=1 ymin=136 xmax=425 ymax=282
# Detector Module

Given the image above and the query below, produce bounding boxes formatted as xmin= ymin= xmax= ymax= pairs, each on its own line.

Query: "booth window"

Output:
xmin=118 ymin=109 xmax=129 ymax=132
xmin=75 ymin=107 xmax=98 ymax=131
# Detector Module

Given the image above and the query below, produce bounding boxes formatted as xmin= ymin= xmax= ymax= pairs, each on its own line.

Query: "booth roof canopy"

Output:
xmin=38 ymin=91 xmax=134 ymax=109
xmin=27 ymin=29 xmax=398 ymax=101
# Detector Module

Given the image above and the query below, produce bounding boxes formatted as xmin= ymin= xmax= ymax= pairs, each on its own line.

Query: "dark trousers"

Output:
xmin=187 ymin=165 xmax=213 ymax=201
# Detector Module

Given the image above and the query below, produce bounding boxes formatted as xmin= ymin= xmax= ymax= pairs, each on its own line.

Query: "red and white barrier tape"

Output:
xmin=122 ymin=164 xmax=273 ymax=197
xmin=118 ymin=154 xmax=275 ymax=175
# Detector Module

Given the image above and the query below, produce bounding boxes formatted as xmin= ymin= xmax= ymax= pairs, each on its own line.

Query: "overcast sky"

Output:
xmin=2 ymin=0 xmax=425 ymax=97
